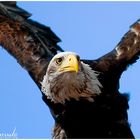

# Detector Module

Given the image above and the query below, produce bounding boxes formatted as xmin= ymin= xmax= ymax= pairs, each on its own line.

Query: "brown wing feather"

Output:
xmin=84 ymin=19 xmax=140 ymax=74
xmin=0 ymin=2 xmax=63 ymax=87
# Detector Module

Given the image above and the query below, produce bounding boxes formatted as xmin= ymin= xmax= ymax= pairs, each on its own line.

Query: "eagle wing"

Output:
xmin=0 ymin=2 xmax=63 ymax=87
xmin=90 ymin=20 xmax=140 ymax=74
xmin=82 ymin=20 xmax=140 ymax=93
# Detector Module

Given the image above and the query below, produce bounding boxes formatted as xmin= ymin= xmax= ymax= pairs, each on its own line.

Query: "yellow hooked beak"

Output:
xmin=59 ymin=54 xmax=79 ymax=73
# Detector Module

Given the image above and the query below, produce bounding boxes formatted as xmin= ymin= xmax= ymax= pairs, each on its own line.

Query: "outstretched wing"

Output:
xmin=84 ymin=19 xmax=140 ymax=75
xmin=0 ymin=2 xmax=63 ymax=87
xmin=97 ymin=20 xmax=140 ymax=74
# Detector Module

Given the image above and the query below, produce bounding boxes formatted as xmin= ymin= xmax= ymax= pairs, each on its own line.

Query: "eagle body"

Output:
xmin=0 ymin=2 xmax=140 ymax=139
xmin=52 ymin=93 xmax=132 ymax=138
xmin=41 ymin=52 xmax=134 ymax=138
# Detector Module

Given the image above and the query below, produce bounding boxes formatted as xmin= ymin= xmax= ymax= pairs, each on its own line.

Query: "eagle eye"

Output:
xmin=55 ymin=57 xmax=63 ymax=65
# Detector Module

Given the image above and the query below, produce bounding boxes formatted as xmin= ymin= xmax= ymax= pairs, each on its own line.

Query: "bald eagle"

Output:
xmin=0 ymin=2 xmax=139 ymax=138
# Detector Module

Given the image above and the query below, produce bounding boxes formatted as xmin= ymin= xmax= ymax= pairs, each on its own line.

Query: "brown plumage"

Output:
xmin=0 ymin=2 xmax=140 ymax=138
xmin=0 ymin=2 xmax=62 ymax=86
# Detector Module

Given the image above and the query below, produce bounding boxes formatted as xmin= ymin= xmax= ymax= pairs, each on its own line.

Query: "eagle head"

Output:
xmin=41 ymin=52 xmax=102 ymax=104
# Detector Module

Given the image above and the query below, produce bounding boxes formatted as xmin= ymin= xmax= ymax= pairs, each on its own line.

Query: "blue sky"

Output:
xmin=0 ymin=1 xmax=140 ymax=138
